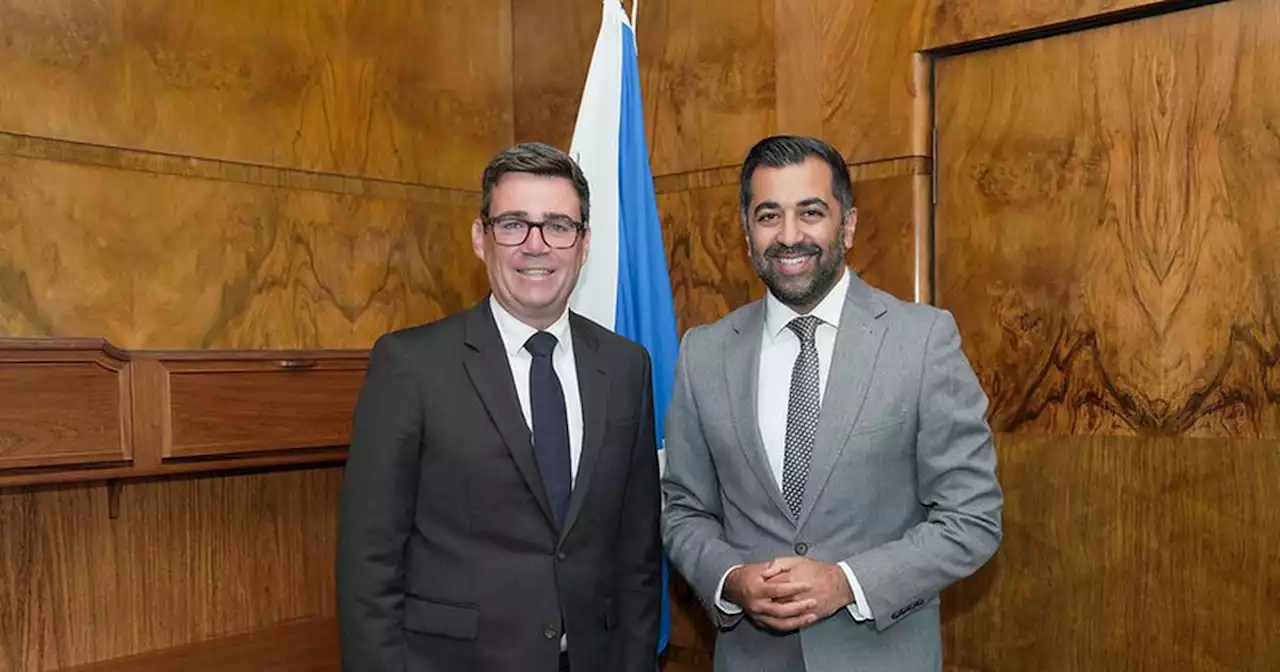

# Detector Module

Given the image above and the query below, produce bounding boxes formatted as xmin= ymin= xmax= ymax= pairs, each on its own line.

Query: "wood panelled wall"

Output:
xmin=0 ymin=1 xmax=506 ymax=669
xmin=934 ymin=1 xmax=1280 ymax=669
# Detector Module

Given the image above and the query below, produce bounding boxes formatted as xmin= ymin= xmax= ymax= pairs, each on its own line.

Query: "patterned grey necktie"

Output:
xmin=782 ymin=315 xmax=823 ymax=519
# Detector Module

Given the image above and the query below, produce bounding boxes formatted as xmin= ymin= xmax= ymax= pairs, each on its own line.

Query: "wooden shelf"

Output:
xmin=0 ymin=338 xmax=367 ymax=488
xmin=61 ymin=618 xmax=339 ymax=672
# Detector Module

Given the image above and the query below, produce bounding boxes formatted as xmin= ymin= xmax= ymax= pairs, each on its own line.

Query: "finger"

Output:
xmin=756 ymin=612 xmax=819 ymax=632
xmin=760 ymin=564 xmax=792 ymax=580
xmin=760 ymin=580 xmax=811 ymax=600
xmin=761 ymin=557 xmax=802 ymax=578
xmin=752 ymin=595 xmax=817 ymax=619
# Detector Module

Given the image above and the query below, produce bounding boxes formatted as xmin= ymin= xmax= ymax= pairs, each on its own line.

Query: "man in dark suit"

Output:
xmin=337 ymin=142 xmax=662 ymax=672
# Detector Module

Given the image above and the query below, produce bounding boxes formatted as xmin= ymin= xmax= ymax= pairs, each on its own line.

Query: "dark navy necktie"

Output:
xmin=525 ymin=331 xmax=571 ymax=528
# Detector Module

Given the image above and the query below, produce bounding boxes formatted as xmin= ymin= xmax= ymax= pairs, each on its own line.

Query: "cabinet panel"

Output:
xmin=0 ymin=339 xmax=131 ymax=471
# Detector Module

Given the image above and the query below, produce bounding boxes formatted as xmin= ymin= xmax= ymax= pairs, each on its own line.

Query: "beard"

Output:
xmin=749 ymin=233 xmax=846 ymax=310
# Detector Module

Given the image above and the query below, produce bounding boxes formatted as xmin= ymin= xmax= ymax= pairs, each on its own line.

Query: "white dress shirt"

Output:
xmin=714 ymin=268 xmax=874 ymax=622
xmin=489 ymin=295 xmax=584 ymax=484
xmin=489 ymin=296 xmax=583 ymax=652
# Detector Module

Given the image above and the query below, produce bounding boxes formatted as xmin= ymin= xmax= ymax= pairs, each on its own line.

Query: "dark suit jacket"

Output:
xmin=337 ymin=299 xmax=662 ymax=672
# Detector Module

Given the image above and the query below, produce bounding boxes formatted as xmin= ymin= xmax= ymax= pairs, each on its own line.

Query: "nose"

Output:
xmin=777 ymin=212 xmax=805 ymax=247
xmin=521 ymin=225 xmax=551 ymax=254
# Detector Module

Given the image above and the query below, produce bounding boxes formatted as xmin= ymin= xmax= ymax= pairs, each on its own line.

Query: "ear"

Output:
xmin=841 ymin=207 xmax=858 ymax=250
xmin=578 ymin=225 xmax=592 ymax=265
xmin=471 ymin=218 xmax=486 ymax=261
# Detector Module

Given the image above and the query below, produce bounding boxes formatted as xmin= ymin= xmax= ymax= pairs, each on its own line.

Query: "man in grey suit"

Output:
xmin=661 ymin=135 xmax=1003 ymax=671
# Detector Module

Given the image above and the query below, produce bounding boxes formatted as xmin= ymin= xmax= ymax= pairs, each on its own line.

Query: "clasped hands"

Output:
xmin=723 ymin=557 xmax=854 ymax=632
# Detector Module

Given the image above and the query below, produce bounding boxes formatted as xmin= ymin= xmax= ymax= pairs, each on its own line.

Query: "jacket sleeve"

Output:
xmin=613 ymin=349 xmax=663 ymax=672
xmin=842 ymin=310 xmax=1004 ymax=631
xmin=336 ymin=334 xmax=423 ymax=671
xmin=660 ymin=327 xmax=748 ymax=629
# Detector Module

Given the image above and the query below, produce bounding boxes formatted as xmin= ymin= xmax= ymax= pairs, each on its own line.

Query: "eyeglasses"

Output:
xmin=483 ymin=215 xmax=585 ymax=249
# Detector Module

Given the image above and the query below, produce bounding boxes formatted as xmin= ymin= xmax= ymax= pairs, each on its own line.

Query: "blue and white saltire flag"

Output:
xmin=568 ymin=0 xmax=679 ymax=656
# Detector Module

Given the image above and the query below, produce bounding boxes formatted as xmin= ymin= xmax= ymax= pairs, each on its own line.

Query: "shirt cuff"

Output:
xmin=714 ymin=564 xmax=745 ymax=614
xmin=838 ymin=561 xmax=873 ymax=621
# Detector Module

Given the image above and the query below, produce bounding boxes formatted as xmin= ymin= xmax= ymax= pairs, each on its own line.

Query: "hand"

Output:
xmin=723 ymin=560 xmax=819 ymax=632
xmin=762 ymin=557 xmax=854 ymax=622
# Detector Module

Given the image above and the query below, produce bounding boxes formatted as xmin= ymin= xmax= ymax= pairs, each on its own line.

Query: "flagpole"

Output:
xmin=630 ymin=0 xmax=639 ymax=31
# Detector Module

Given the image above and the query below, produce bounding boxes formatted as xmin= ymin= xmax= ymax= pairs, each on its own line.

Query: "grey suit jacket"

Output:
xmin=660 ymin=272 xmax=1003 ymax=672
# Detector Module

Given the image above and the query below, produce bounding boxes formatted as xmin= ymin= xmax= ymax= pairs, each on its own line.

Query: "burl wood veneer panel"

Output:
xmin=934 ymin=0 xmax=1280 ymax=437
xmin=0 ymin=153 xmax=487 ymax=350
xmin=0 ymin=0 xmax=513 ymax=188
xmin=511 ymin=0 xmax=617 ymax=150
xmin=639 ymin=0 xmax=776 ymax=176
xmin=773 ymin=0 xmax=931 ymax=164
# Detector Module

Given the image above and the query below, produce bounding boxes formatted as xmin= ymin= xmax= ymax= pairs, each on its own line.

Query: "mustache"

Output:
xmin=763 ymin=242 xmax=822 ymax=259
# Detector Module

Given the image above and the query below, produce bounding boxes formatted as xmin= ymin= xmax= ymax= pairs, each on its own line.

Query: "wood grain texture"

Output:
xmin=639 ymin=0 xmax=775 ymax=176
xmin=774 ymin=0 xmax=825 ymax=138
xmin=0 ymin=0 xmax=513 ymax=188
xmin=511 ymin=0 xmax=609 ymax=149
xmin=924 ymin=0 xmax=1173 ymax=50
xmin=0 ymin=153 xmax=487 ymax=349
xmin=160 ymin=358 xmax=365 ymax=459
xmin=659 ymin=185 xmax=764 ymax=334
xmin=0 ymin=467 xmax=343 ymax=672
xmin=818 ymin=0 xmax=931 ymax=164
xmin=942 ymin=435 xmax=1280 ymax=670
xmin=61 ymin=618 xmax=338 ymax=672
xmin=0 ymin=341 xmax=132 ymax=470
xmin=934 ymin=0 xmax=1280 ymax=437
xmin=848 ymin=174 xmax=919 ymax=303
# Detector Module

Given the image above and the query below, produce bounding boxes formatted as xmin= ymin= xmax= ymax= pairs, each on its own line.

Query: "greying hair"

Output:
xmin=480 ymin=142 xmax=591 ymax=224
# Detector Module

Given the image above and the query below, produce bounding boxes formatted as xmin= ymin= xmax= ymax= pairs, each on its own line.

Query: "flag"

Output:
xmin=569 ymin=0 xmax=679 ymax=656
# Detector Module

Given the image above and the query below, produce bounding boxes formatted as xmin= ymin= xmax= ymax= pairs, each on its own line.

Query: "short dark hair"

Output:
xmin=738 ymin=135 xmax=855 ymax=224
xmin=480 ymin=142 xmax=591 ymax=225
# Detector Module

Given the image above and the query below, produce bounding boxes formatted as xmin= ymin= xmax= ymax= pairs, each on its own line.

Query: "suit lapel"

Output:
xmin=560 ymin=315 xmax=608 ymax=543
xmin=796 ymin=275 xmax=888 ymax=529
xmin=725 ymin=302 xmax=794 ymax=523
xmin=462 ymin=300 xmax=556 ymax=528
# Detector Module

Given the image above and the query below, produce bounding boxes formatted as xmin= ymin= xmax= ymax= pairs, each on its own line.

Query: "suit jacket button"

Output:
xmin=557 ymin=552 xmax=567 ymax=561
xmin=794 ymin=542 xmax=809 ymax=556
xmin=544 ymin=627 xmax=558 ymax=640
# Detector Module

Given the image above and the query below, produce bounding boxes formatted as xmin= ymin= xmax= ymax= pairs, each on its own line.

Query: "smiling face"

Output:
xmin=472 ymin=172 xmax=590 ymax=329
xmin=744 ymin=156 xmax=856 ymax=313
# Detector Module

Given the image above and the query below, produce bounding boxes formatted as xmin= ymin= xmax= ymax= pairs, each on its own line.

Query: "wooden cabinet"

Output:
xmin=0 ymin=338 xmax=133 ymax=471
xmin=135 ymin=352 xmax=367 ymax=462
xmin=0 ymin=338 xmax=367 ymax=487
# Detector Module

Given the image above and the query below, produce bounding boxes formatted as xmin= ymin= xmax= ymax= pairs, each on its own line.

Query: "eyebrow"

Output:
xmin=752 ymin=201 xmax=781 ymax=216
xmin=490 ymin=210 xmax=577 ymax=223
xmin=752 ymin=197 xmax=830 ymax=216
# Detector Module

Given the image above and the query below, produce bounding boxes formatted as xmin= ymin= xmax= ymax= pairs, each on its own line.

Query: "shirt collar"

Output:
xmin=489 ymin=295 xmax=573 ymax=357
xmin=763 ymin=266 xmax=851 ymax=339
